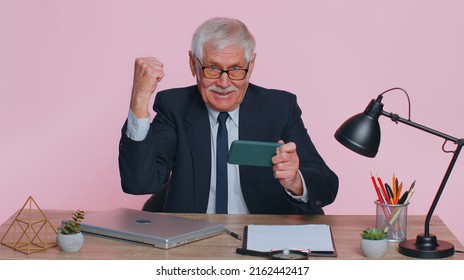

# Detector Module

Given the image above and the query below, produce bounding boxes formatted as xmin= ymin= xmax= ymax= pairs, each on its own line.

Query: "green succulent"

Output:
xmin=58 ymin=210 xmax=85 ymax=235
xmin=361 ymin=227 xmax=387 ymax=240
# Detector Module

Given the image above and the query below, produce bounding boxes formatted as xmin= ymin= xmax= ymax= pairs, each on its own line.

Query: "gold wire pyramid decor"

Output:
xmin=1 ymin=196 xmax=58 ymax=254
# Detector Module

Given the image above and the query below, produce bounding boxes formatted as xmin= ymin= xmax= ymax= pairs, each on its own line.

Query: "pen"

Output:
xmin=225 ymin=229 xmax=242 ymax=240
xmin=396 ymin=182 xmax=402 ymax=204
xmin=398 ymin=191 xmax=409 ymax=204
xmin=372 ymin=174 xmax=389 ymax=209
xmin=370 ymin=173 xmax=383 ymax=203
xmin=377 ymin=176 xmax=392 ymax=204
xmin=409 ymin=180 xmax=416 ymax=192
xmin=385 ymin=183 xmax=394 ymax=201
xmin=405 ymin=187 xmax=415 ymax=203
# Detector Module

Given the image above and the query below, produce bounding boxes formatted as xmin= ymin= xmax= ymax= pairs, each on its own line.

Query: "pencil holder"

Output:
xmin=375 ymin=200 xmax=408 ymax=242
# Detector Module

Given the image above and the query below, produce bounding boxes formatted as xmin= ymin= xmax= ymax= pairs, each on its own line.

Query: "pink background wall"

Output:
xmin=1 ymin=1 xmax=463 ymax=244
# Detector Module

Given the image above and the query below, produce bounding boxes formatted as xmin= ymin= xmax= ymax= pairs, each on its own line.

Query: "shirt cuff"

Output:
xmin=286 ymin=170 xmax=309 ymax=203
xmin=126 ymin=109 xmax=150 ymax=141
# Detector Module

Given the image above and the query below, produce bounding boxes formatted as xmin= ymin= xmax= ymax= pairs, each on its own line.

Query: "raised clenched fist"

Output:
xmin=130 ymin=57 xmax=165 ymax=118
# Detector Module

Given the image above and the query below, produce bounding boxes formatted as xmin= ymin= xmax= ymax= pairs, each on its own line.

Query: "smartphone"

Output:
xmin=228 ymin=140 xmax=282 ymax=167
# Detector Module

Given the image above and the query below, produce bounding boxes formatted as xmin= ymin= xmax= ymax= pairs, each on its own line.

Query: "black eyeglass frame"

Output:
xmin=194 ymin=56 xmax=250 ymax=81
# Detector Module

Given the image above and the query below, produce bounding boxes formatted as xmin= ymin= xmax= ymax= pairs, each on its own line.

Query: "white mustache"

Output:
xmin=208 ymin=85 xmax=238 ymax=94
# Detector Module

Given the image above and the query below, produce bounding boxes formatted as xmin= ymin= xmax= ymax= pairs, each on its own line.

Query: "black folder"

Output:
xmin=236 ymin=224 xmax=337 ymax=258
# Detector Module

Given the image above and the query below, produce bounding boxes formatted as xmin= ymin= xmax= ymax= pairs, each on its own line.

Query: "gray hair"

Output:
xmin=191 ymin=17 xmax=256 ymax=63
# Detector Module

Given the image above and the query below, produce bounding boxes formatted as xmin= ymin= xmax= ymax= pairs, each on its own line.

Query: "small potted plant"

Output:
xmin=56 ymin=210 xmax=85 ymax=252
xmin=360 ymin=227 xmax=388 ymax=258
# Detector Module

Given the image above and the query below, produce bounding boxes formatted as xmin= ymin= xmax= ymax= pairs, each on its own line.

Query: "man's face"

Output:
xmin=189 ymin=44 xmax=255 ymax=112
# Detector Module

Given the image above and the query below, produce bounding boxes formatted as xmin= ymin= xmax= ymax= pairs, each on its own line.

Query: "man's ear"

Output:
xmin=247 ymin=53 xmax=257 ymax=77
xmin=188 ymin=51 xmax=196 ymax=77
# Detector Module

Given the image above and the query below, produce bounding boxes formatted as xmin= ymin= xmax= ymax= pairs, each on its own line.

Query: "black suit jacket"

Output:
xmin=119 ymin=83 xmax=338 ymax=214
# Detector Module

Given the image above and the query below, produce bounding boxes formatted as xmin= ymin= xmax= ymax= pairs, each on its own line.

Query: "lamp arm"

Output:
xmin=380 ymin=111 xmax=459 ymax=143
xmin=380 ymin=110 xmax=464 ymax=237
xmin=423 ymin=143 xmax=463 ymax=236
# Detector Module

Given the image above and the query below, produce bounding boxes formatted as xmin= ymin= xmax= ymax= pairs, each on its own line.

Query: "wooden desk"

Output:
xmin=1 ymin=210 xmax=463 ymax=260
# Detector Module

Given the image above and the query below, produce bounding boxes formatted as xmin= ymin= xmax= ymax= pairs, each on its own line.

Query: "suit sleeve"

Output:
xmin=283 ymin=95 xmax=339 ymax=211
xmin=118 ymin=93 xmax=177 ymax=195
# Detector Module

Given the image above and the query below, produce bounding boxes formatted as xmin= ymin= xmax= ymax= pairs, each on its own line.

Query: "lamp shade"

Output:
xmin=334 ymin=97 xmax=384 ymax=158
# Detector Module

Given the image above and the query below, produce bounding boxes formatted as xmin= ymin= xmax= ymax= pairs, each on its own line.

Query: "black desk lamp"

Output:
xmin=334 ymin=87 xmax=463 ymax=259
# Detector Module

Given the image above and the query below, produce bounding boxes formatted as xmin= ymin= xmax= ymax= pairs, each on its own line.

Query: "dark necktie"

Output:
xmin=216 ymin=112 xmax=229 ymax=214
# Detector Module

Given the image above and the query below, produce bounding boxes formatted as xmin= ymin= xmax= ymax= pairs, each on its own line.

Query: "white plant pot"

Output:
xmin=57 ymin=232 xmax=84 ymax=252
xmin=360 ymin=238 xmax=387 ymax=258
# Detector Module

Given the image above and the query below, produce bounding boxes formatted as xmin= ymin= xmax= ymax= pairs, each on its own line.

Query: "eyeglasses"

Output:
xmin=195 ymin=56 xmax=249 ymax=81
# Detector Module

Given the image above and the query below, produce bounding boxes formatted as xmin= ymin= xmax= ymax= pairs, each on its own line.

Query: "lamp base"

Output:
xmin=399 ymin=234 xmax=454 ymax=259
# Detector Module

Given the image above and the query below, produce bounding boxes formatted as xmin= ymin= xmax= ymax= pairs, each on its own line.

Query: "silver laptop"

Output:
xmin=79 ymin=208 xmax=225 ymax=249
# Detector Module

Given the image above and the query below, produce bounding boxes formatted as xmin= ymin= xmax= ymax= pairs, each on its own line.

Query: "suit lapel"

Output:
xmin=239 ymin=85 xmax=266 ymax=141
xmin=186 ymin=95 xmax=211 ymax=213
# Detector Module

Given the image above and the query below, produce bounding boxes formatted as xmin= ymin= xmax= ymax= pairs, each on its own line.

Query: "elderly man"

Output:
xmin=119 ymin=17 xmax=338 ymax=214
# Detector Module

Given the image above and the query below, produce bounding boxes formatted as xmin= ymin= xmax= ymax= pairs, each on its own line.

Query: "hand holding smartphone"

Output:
xmin=227 ymin=140 xmax=282 ymax=167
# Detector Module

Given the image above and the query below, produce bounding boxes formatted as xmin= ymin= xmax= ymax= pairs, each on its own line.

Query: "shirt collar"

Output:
xmin=207 ymin=107 xmax=239 ymax=127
